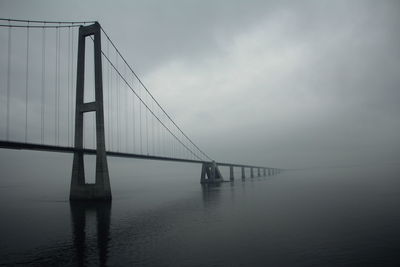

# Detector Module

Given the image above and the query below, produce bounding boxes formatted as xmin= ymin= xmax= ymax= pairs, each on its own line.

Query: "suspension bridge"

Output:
xmin=0 ymin=19 xmax=281 ymax=201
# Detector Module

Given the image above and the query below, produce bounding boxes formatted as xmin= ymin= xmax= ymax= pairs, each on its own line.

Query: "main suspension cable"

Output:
xmin=100 ymin=27 xmax=212 ymax=161
xmin=100 ymin=51 xmax=203 ymax=161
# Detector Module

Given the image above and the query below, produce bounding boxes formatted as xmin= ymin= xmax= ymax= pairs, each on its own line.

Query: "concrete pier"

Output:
xmin=229 ymin=166 xmax=234 ymax=181
xmin=70 ymin=23 xmax=111 ymax=201
xmin=250 ymin=167 xmax=254 ymax=178
xmin=201 ymin=161 xmax=224 ymax=183
xmin=241 ymin=167 xmax=245 ymax=179
xmin=263 ymin=168 xmax=266 ymax=176
xmin=257 ymin=168 xmax=261 ymax=177
xmin=268 ymin=168 xmax=271 ymax=176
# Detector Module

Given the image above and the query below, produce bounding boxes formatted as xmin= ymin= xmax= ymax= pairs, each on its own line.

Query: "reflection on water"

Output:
xmin=1 ymin=165 xmax=400 ymax=266
xmin=201 ymin=183 xmax=222 ymax=208
xmin=70 ymin=202 xmax=111 ymax=267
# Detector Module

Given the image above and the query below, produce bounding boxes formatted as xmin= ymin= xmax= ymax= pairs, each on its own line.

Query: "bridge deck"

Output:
xmin=0 ymin=141 xmax=272 ymax=170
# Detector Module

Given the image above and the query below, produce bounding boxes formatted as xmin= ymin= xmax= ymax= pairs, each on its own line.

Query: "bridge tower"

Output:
xmin=70 ymin=22 xmax=111 ymax=201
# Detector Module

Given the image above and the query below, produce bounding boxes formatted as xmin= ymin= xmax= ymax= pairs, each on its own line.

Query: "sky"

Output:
xmin=0 ymin=0 xmax=399 ymax=169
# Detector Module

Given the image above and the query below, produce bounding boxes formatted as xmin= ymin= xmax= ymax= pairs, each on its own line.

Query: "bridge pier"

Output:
xmin=268 ymin=168 xmax=271 ymax=176
xmin=257 ymin=168 xmax=261 ymax=177
xmin=229 ymin=166 xmax=234 ymax=181
xmin=241 ymin=167 xmax=245 ymax=179
xmin=70 ymin=22 xmax=111 ymax=201
xmin=263 ymin=168 xmax=266 ymax=176
xmin=250 ymin=167 xmax=254 ymax=178
xmin=201 ymin=161 xmax=224 ymax=184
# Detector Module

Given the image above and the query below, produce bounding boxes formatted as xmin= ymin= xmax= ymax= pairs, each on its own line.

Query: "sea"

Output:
xmin=0 ymin=150 xmax=399 ymax=266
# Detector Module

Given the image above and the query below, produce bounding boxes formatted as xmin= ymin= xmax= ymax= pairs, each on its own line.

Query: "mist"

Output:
xmin=1 ymin=0 xmax=399 ymax=170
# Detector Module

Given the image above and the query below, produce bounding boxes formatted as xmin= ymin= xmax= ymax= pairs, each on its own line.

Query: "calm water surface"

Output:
xmin=0 ymin=151 xmax=399 ymax=266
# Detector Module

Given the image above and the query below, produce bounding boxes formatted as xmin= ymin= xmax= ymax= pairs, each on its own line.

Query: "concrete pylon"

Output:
xmin=201 ymin=161 xmax=223 ymax=183
xmin=257 ymin=168 xmax=261 ymax=177
xmin=250 ymin=167 xmax=254 ymax=178
xmin=229 ymin=166 xmax=234 ymax=181
xmin=263 ymin=168 xmax=266 ymax=176
xmin=70 ymin=22 xmax=111 ymax=201
xmin=268 ymin=168 xmax=271 ymax=176
xmin=241 ymin=167 xmax=245 ymax=179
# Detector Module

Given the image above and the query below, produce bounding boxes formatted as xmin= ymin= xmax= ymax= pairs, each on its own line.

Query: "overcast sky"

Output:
xmin=0 ymin=0 xmax=399 ymax=169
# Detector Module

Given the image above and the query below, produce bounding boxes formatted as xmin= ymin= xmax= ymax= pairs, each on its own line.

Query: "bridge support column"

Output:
xmin=241 ymin=167 xmax=245 ymax=179
xmin=201 ymin=161 xmax=223 ymax=184
xmin=250 ymin=167 xmax=254 ymax=178
xmin=70 ymin=22 xmax=111 ymax=201
xmin=268 ymin=168 xmax=271 ymax=176
xmin=263 ymin=168 xmax=266 ymax=176
xmin=257 ymin=168 xmax=261 ymax=177
xmin=229 ymin=166 xmax=234 ymax=181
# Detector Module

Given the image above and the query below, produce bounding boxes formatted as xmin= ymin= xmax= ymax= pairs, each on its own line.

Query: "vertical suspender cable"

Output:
xmin=109 ymin=45 xmax=112 ymax=151
xmin=139 ymin=74 xmax=142 ymax=154
xmin=6 ymin=23 xmax=11 ymax=140
xmin=154 ymin=106 xmax=157 ymax=156
xmin=107 ymin=39 xmax=110 ymax=150
xmin=157 ymin=109 xmax=160 ymax=156
xmin=124 ymin=63 xmax=128 ymax=152
xmin=112 ymin=51 xmax=115 ymax=151
xmin=54 ymin=27 xmax=58 ymax=145
xmin=132 ymin=79 xmax=135 ymax=153
xmin=169 ymin=121 xmax=172 ymax=157
xmin=103 ymin=41 xmax=107 ymax=148
xmin=173 ymin=130 xmax=175 ymax=158
xmin=180 ymin=133 xmax=183 ymax=159
xmin=153 ymin=102 xmax=157 ymax=155
xmin=92 ymin=36 xmax=95 ymax=149
xmin=67 ymin=26 xmax=70 ymax=146
xmin=162 ymin=115 xmax=166 ymax=156
xmin=183 ymin=134 xmax=186 ymax=159
xmin=116 ymin=52 xmax=120 ymax=151
xmin=170 ymin=125 xmax=173 ymax=157
xmin=152 ymin=101 xmax=155 ymax=155
xmin=25 ymin=23 xmax=30 ymax=143
xmin=146 ymin=92 xmax=149 ymax=155
xmin=58 ymin=26 xmax=61 ymax=146
xmin=93 ymin=108 xmax=95 ymax=148
xmin=112 ymin=50 xmax=116 ymax=151
xmin=41 ymin=27 xmax=46 ymax=144
xmin=121 ymin=63 xmax=124 ymax=151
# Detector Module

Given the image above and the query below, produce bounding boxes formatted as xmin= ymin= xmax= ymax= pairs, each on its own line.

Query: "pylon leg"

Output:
xmin=70 ymin=22 xmax=111 ymax=201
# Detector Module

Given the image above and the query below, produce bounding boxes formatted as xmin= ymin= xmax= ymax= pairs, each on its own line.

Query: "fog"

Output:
xmin=1 ymin=0 xmax=399 ymax=169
